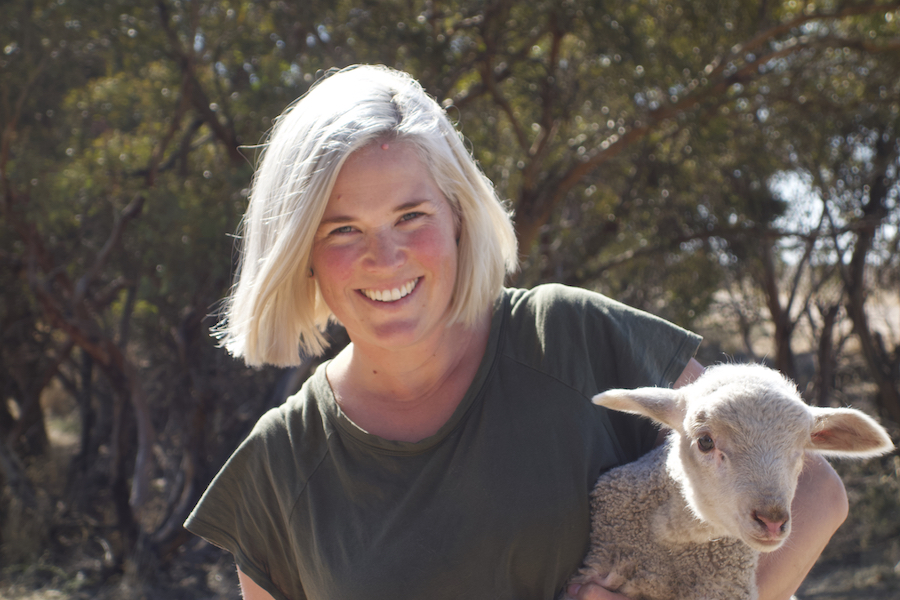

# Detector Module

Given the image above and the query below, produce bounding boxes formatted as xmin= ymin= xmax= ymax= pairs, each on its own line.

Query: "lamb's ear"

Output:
xmin=593 ymin=387 xmax=685 ymax=432
xmin=808 ymin=406 xmax=895 ymax=458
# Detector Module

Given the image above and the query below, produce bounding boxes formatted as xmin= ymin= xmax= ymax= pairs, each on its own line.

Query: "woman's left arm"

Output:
xmin=673 ymin=358 xmax=705 ymax=389
xmin=756 ymin=453 xmax=848 ymax=600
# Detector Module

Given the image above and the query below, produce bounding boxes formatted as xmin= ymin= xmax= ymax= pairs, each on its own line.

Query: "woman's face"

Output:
xmin=310 ymin=141 xmax=460 ymax=353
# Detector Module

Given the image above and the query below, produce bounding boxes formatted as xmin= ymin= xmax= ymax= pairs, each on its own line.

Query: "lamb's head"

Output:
xmin=593 ymin=363 xmax=894 ymax=553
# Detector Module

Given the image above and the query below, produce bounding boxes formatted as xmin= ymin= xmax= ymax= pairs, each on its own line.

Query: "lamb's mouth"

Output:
xmin=746 ymin=534 xmax=787 ymax=551
xmin=360 ymin=278 xmax=419 ymax=302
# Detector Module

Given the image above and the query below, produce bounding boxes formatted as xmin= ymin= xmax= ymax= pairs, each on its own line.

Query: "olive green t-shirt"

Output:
xmin=185 ymin=284 xmax=701 ymax=600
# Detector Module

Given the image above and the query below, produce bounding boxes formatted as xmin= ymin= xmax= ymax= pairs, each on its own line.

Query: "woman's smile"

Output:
xmin=359 ymin=278 xmax=420 ymax=303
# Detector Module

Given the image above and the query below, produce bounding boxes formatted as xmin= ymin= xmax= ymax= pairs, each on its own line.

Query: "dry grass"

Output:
xmin=0 ymin=544 xmax=241 ymax=600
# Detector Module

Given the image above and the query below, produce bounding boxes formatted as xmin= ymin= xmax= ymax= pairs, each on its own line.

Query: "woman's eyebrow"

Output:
xmin=319 ymin=201 xmax=431 ymax=226
xmin=393 ymin=200 xmax=430 ymax=212
xmin=318 ymin=214 xmax=355 ymax=227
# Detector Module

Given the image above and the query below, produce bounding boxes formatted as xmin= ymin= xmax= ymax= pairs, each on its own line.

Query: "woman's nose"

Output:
xmin=364 ymin=229 xmax=404 ymax=270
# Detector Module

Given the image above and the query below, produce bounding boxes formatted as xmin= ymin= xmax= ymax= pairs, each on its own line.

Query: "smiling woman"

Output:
xmin=184 ymin=65 xmax=848 ymax=600
xmin=213 ymin=65 xmax=517 ymax=366
xmin=309 ymin=140 xmax=479 ymax=442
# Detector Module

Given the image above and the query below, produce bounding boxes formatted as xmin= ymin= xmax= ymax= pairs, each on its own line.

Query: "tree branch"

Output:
xmin=156 ymin=0 xmax=244 ymax=165
xmin=74 ymin=194 xmax=144 ymax=306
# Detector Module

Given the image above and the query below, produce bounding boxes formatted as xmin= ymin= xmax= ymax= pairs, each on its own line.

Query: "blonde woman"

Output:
xmin=185 ymin=65 xmax=847 ymax=600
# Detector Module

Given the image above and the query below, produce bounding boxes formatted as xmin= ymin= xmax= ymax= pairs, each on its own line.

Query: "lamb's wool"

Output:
xmin=577 ymin=445 xmax=758 ymax=600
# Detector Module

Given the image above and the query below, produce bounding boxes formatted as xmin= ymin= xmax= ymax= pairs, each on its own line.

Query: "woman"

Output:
xmin=185 ymin=65 xmax=847 ymax=600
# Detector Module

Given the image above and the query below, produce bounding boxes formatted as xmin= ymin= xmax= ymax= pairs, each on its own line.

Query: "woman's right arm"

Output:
xmin=238 ymin=566 xmax=278 ymax=600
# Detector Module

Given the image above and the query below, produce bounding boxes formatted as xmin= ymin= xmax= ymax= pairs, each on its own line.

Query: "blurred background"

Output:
xmin=1 ymin=0 xmax=898 ymax=598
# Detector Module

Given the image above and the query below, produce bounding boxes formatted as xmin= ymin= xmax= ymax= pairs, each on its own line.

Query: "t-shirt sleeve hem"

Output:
xmin=659 ymin=331 xmax=703 ymax=388
xmin=184 ymin=518 xmax=292 ymax=600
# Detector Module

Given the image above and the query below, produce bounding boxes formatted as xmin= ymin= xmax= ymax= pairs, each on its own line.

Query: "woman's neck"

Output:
xmin=325 ymin=308 xmax=492 ymax=442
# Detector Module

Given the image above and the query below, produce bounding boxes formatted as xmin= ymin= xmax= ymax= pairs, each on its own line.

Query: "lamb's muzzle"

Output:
xmin=752 ymin=508 xmax=788 ymax=537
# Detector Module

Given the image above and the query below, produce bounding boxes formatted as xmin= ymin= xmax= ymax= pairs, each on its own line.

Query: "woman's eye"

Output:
xmin=697 ymin=435 xmax=715 ymax=453
xmin=399 ymin=211 xmax=423 ymax=223
xmin=330 ymin=225 xmax=355 ymax=235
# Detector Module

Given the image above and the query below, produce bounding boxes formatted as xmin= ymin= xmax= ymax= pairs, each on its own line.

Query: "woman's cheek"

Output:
xmin=408 ymin=224 xmax=458 ymax=267
xmin=312 ymin=243 xmax=359 ymax=287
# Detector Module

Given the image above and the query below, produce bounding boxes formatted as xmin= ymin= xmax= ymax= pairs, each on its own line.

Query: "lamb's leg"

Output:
xmin=597 ymin=571 xmax=627 ymax=591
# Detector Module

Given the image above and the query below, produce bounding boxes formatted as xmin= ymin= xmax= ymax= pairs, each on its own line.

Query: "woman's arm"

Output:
xmin=237 ymin=566 xmax=278 ymax=600
xmin=673 ymin=358 xmax=705 ymax=389
xmin=756 ymin=453 xmax=848 ymax=600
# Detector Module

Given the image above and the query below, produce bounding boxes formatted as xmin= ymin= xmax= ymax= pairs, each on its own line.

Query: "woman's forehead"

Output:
xmin=323 ymin=142 xmax=446 ymax=216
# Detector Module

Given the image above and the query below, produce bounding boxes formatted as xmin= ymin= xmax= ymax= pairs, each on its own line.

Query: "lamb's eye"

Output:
xmin=697 ymin=435 xmax=715 ymax=453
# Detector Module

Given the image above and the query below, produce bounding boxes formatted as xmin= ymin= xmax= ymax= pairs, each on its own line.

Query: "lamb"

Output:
xmin=566 ymin=362 xmax=895 ymax=600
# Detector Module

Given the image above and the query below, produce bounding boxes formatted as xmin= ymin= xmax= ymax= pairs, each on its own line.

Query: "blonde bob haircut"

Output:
xmin=216 ymin=65 xmax=519 ymax=366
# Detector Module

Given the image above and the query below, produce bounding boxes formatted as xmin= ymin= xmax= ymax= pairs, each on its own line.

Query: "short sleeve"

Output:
xmin=505 ymin=284 xmax=701 ymax=461
xmin=590 ymin=295 xmax=701 ymax=392
xmin=582 ymin=289 xmax=701 ymax=459
xmin=184 ymin=409 xmax=305 ymax=600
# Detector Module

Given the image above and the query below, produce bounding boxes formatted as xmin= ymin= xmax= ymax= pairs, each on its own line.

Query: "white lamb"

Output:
xmin=567 ymin=363 xmax=894 ymax=600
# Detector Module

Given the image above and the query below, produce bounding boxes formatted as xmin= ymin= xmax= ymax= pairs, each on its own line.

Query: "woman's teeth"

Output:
xmin=362 ymin=278 xmax=418 ymax=302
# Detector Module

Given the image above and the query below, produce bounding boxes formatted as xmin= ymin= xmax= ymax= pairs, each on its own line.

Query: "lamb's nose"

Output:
xmin=752 ymin=510 xmax=789 ymax=536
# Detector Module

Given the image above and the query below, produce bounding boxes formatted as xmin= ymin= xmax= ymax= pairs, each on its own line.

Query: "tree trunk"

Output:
xmin=758 ymin=241 xmax=797 ymax=380
xmin=0 ymin=438 xmax=47 ymax=564
xmin=7 ymin=387 xmax=48 ymax=456
xmin=0 ymin=438 xmax=37 ymax=507
xmin=813 ymin=303 xmax=841 ymax=408
xmin=841 ymin=136 xmax=900 ymax=424
xmin=75 ymin=349 xmax=95 ymax=472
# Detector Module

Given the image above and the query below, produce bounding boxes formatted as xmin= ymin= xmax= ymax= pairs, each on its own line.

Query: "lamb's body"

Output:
xmin=579 ymin=444 xmax=758 ymax=600
xmin=566 ymin=363 xmax=894 ymax=600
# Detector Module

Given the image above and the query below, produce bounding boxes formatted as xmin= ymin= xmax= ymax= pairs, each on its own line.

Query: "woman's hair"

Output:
xmin=216 ymin=65 xmax=519 ymax=366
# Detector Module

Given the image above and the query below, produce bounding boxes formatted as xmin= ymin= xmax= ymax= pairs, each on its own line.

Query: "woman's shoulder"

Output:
xmin=231 ymin=367 xmax=332 ymax=484
xmin=496 ymin=283 xmax=699 ymax=387
xmin=496 ymin=284 xmax=616 ymax=371
xmin=504 ymin=282 xmax=630 ymax=313
xmin=503 ymin=283 xmax=697 ymax=337
xmin=502 ymin=283 xmax=634 ymax=334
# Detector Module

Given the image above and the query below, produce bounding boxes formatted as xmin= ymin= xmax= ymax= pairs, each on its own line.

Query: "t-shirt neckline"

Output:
xmin=315 ymin=292 xmax=509 ymax=454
